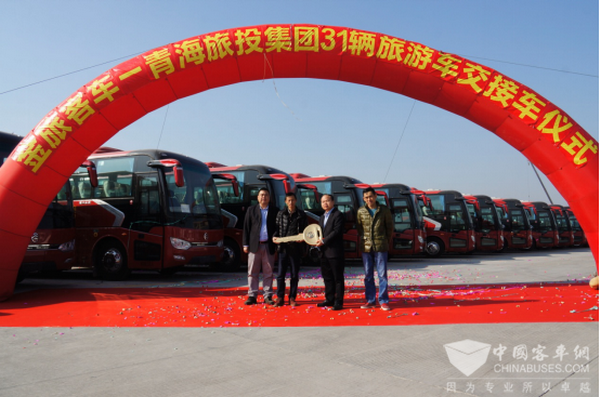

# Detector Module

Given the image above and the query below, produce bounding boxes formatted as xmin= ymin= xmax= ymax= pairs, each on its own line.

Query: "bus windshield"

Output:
xmin=509 ymin=209 xmax=527 ymax=232
xmin=537 ymin=211 xmax=554 ymax=233
xmin=554 ymin=212 xmax=569 ymax=232
xmin=165 ymin=165 xmax=221 ymax=217
xmin=480 ymin=207 xmax=498 ymax=233
xmin=391 ymin=197 xmax=413 ymax=232
xmin=73 ymin=154 xmax=223 ymax=230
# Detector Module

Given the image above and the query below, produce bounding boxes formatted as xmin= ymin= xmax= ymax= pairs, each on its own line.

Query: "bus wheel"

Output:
xmin=425 ymin=238 xmax=444 ymax=257
xmin=220 ymin=238 xmax=241 ymax=272
xmin=95 ymin=241 xmax=130 ymax=281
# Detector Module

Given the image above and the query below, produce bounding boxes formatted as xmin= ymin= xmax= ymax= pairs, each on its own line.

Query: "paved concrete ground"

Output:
xmin=1 ymin=248 xmax=597 ymax=397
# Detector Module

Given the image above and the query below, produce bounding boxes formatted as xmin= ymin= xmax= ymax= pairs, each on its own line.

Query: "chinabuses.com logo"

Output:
xmin=443 ymin=339 xmax=594 ymax=395
xmin=444 ymin=339 xmax=492 ymax=376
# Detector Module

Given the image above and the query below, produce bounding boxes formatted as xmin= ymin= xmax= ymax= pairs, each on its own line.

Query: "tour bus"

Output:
xmin=492 ymin=198 xmax=533 ymax=250
xmin=464 ymin=195 xmax=505 ymax=251
xmin=291 ymin=174 xmax=368 ymax=260
xmin=521 ymin=201 xmax=559 ymax=249
xmin=417 ymin=190 xmax=476 ymax=256
xmin=207 ymin=163 xmax=298 ymax=271
xmin=549 ymin=204 xmax=575 ymax=248
xmin=1 ymin=132 xmax=99 ymax=279
xmin=357 ymin=183 xmax=426 ymax=255
xmin=70 ymin=148 xmax=224 ymax=280
xmin=565 ymin=207 xmax=587 ymax=247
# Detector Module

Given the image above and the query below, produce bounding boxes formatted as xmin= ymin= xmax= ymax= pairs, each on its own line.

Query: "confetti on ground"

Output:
xmin=0 ymin=282 xmax=596 ymax=327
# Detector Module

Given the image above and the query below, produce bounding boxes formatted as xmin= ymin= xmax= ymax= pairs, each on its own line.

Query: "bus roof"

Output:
xmin=423 ymin=190 xmax=468 ymax=198
xmin=0 ymin=131 xmax=23 ymax=146
xmin=89 ymin=148 xmax=210 ymax=168
xmin=292 ymin=175 xmax=363 ymax=184
xmin=208 ymin=164 xmax=291 ymax=177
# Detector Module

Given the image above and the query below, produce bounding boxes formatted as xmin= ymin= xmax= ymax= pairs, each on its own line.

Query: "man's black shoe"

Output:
xmin=244 ymin=296 xmax=257 ymax=305
xmin=333 ymin=304 xmax=344 ymax=311
xmin=264 ymin=295 xmax=274 ymax=305
xmin=317 ymin=301 xmax=334 ymax=308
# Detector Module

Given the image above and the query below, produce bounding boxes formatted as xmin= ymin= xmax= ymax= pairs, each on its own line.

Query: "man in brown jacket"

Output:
xmin=356 ymin=187 xmax=393 ymax=311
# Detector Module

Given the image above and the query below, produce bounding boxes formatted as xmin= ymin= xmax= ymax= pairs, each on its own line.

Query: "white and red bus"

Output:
xmin=418 ymin=190 xmax=477 ymax=257
xmin=464 ymin=195 xmax=505 ymax=252
xmin=549 ymin=204 xmax=575 ymax=248
xmin=208 ymin=163 xmax=297 ymax=271
xmin=291 ymin=174 xmax=364 ymax=259
xmin=1 ymin=132 xmax=100 ymax=279
xmin=492 ymin=198 xmax=533 ymax=250
xmin=358 ymin=183 xmax=426 ymax=256
xmin=565 ymin=207 xmax=587 ymax=247
xmin=522 ymin=201 xmax=559 ymax=249
xmin=70 ymin=148 xmax=224 ymax=280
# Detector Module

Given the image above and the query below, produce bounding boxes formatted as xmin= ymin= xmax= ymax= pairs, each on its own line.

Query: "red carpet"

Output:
xmin=0 ymin=283 xmax=596 ymax=327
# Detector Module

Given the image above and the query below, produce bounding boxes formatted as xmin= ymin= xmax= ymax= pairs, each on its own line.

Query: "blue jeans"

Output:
xmin=362 ymin=251 xmax=389 ymax=304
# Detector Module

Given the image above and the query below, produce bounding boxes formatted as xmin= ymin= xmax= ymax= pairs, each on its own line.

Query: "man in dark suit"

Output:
xmin=242 ymin=188 xmax=278 ymax=305
xmin=315 ymin=194 xmax=346 ymax=310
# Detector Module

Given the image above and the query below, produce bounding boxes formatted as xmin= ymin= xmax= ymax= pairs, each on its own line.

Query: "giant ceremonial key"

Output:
xmin=273 ymin=224 xmax=323 ymax=246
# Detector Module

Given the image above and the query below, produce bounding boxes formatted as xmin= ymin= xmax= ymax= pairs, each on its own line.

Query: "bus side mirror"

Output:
xmin=283 ymin=180 xmax=291 ymax=194
xmin=213 ymin=173 xmax=240 ymax=197
xmin=174 ymin=166 xmax=184 ymax=188
xmin=82 ymin=160 xmax=98 ymax=188
xmin=147 ymin=159 xmax=185 ymax=187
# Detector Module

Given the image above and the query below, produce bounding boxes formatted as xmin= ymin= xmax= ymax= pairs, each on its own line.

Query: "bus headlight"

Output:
xmin=418 ymin=236 xmax=424 ymax=244
xmin=170 ymin=237 xmax=191 ymax=250
xmin=58 ymin=239 xmax=75 ymax=252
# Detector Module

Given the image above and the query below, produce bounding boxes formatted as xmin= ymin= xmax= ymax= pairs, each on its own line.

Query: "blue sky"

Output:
xmin=1 ymin=0 xmax=597 ymax=206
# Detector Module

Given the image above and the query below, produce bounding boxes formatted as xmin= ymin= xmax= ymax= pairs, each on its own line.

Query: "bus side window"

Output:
xmin=335 ymin=194 xmax=355 ymax=223
xmin=248 ymin=186 xmax=262 ymax=207
xmin=301 ymin=191 xmax=317 ymax=210
xmin=78 ymin=181 xmax=92 ymax=199
xmin=137 ymin=175 xmax=160 ymax=218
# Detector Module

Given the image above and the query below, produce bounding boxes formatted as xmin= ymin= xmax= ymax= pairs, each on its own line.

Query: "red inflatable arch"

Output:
xmin=0 ymin=24 xmax=597 ymax=300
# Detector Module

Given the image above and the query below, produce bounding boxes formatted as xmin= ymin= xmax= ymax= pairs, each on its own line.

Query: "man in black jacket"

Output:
xmin=315 ymin=194 xmax=346 ymax=310
xmin=273 ymin=192 xmax=307 ymax=307
xmin=242 ymin=188 xmax=278 ymax=305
